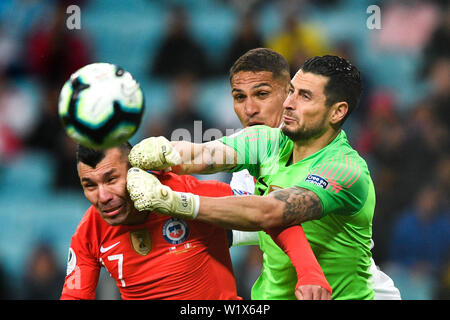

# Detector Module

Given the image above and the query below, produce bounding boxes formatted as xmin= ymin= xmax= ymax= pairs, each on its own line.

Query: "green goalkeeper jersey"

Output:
xmin=220 ymin=125 xmax=375 ymax=300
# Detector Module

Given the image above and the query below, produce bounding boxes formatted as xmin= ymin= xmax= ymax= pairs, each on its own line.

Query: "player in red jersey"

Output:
xmin=61 ymin=143 xmax=239 ymax=299
xmin=61 ymin=142 xmax=329 ymax=299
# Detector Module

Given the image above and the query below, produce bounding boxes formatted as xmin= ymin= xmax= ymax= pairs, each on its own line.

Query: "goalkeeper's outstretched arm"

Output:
xmin=128 ymin=136 xmax=237 ymax=175
xmin=170 ymin=140 xmax=237 ymax=175
xmin=126 ymin=168 xmax=331 ymax=299
xmin=196 ymin=186 xmax=323 ymax=230
xmin=127 ymin=167 xmax=322 ymax=230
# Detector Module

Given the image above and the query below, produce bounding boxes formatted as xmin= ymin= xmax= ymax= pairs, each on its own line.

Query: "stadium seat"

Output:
xmin=0 ymin=190 xmax=88 ymax=282
xmin=82 ymin=0 xmax=167 ymax=81
xmin=0 ymin=151 xmax=55 ymax=198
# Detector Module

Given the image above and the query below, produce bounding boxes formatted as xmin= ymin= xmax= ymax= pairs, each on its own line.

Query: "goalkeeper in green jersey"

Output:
xmin=126 ymin=55 xmax=394 ymax=299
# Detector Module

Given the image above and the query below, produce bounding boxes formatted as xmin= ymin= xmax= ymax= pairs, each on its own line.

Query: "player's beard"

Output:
xmin=281 ymin=115 xmax=328 ymax=142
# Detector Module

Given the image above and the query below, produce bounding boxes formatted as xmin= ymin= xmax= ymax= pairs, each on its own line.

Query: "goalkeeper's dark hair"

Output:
xmin=229 ymin=48 xmax=290 ymax=82
xmin=76 ymin=142 xmax=133 ymax=168
xmin=300 ymin=55 xmax=362 ymax=125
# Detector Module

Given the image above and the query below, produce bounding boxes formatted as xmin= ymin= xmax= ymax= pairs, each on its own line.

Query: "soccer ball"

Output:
xmin=58 ymin=62 xmax=145 ymax=149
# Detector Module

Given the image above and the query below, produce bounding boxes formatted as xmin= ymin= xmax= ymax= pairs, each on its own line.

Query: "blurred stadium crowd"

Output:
xmin=0 ymin=0 xmax=448 ymax=300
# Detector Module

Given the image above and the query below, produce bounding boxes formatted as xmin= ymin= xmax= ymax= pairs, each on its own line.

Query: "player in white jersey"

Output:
xmin=227 ymin=48 xmax=400 ymax=299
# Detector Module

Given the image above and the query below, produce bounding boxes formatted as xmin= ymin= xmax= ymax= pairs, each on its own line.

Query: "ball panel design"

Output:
xmin=58 ymin=63 xmax=145 ymax=150
xmin=58 ymin=81 xmax=73 ymax=118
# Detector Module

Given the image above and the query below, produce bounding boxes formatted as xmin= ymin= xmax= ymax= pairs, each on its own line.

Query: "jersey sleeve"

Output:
xmin=219 ymin=125 xmax=283 ymax=177
xmin=60 ymin=212 xmax=101 ymax=300
xmin=265 ymin=226 xmax=332 ymax=294
xmin=296 ymin=153 xmax=370 ymax=217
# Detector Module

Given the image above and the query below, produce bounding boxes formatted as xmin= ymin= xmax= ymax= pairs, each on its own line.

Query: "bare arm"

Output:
xmin=198 ymin=185 xmax=332 ymax=298
xmin=196 ymin=186 xmax=323 ymax=230
xmin=271 ymin=187 xmax=323 ymax=226
xmin=170 ymin=140 xmax=238 ymax=175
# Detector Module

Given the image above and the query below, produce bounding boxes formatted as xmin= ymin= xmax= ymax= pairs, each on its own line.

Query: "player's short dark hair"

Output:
xmin=229 ymin=48 xmax=290 ymax=82
xmin=76 ymin=142 xmax=132 ymax=168
xmin=301 ymin=55 xmax=362 ymax=124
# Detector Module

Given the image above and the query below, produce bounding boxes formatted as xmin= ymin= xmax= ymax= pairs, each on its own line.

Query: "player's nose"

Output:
xmin=283 ymin=93 xmax=295 ymax=110
xmin=244 ymin=98 xmax=260 ymax=117
xmin=98 ymin=185 xmax=114 ymax=205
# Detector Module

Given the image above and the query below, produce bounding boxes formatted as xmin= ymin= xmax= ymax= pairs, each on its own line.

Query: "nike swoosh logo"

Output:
xmin=100 ymin=241 xmax=120 ymax=253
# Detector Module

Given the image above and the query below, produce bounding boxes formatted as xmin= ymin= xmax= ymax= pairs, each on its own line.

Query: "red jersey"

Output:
xmin=61 ymin=172 xmax=240 ymax=300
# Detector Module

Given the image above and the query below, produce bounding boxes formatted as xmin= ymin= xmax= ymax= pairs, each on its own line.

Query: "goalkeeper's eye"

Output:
xmin=301 ymin=92 xmax=311 ymax=100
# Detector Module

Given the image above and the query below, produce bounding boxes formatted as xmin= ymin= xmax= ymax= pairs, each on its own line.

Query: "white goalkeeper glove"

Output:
xmin=128 ymin=136 xmax=181 ymax=171
xmin=126 ymin=167 xmax=199 ymax=219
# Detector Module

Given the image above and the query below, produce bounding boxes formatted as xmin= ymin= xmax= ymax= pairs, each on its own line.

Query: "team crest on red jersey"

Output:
xmin=162 ymin=218 xmax=189 ymax=244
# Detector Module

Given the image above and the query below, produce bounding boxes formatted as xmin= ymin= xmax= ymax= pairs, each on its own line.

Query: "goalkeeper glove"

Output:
xmin=128 ymin=136 xmax=181 ymax=170
xmin=126 ymin=167 xmax=199 ymax=219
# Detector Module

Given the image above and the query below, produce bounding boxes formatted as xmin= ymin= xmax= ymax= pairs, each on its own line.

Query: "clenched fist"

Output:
xmin=128 ymin=136 xmax=181 ymax=170
xmin=126 ymin=167 xmax=199 ymax=219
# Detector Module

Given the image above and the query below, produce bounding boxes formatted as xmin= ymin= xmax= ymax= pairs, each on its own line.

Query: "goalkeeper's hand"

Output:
xmin=126 ymin=167 xmax=199 ymax=219
xmin=128 ymin=136 xmax=181 ymax=171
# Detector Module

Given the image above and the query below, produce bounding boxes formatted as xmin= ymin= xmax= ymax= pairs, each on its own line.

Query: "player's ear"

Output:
xmin=329 ymin=102 xmax=348 ymax=125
